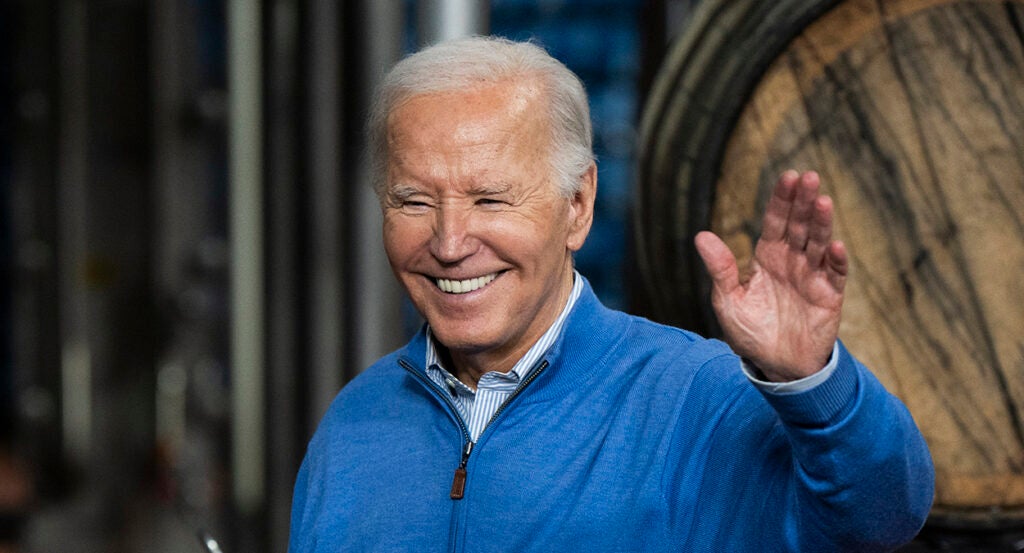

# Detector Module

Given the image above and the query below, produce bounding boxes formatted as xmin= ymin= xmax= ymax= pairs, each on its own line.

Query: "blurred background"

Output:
xmin=4 ymin=0 xmax=1024 ymax=552
xmin=0 ymin=1 xmax=696 ymax=551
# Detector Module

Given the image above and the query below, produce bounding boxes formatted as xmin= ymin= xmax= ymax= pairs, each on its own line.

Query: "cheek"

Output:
xmin=490 ymin=219 xmax=568 ymax=268
xmin=383 ymin=217 xmax=423 ymax=265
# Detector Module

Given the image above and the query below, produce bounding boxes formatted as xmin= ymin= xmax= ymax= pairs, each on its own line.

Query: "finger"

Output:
xmin=785 ymin=171 xmax=820 ymax=251
xmin=760 ymin=170 xmax=800 ymax=242
xmin=694 ymin=231 xmax=741 ymax=296
xmin=825 ymin=240 xmax=849 ymax=292
xmin=804 ymin=195 xmax=834 ymax=268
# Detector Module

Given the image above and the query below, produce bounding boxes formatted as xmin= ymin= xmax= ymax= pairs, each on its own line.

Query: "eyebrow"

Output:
xmin=386 ymin=184 xmax=424 ymax=201
xmin=469 ymin=181 xmax=514 ymax=196
xmin=386 ymin=180 xmax=514 ymax=200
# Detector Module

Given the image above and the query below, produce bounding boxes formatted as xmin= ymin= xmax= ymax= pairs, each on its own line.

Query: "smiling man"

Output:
xmin=288 ymin=36 xmax=934 ymax=552
xmin=381 ymin=74 xmax=592 ymax=386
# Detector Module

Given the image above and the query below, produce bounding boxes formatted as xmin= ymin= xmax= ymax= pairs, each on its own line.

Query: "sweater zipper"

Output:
xmin=451 ymin=359 xmax=550 ymax=499
xmin=400 ymin=357 xmax=550 ymax=501
xmin=485 ymin=359 xmax=549 ymax=430
xmin=450 ymin=441 xmax=473 ymax=499
xmin=399 ymin=358 xmax=473 ymax=482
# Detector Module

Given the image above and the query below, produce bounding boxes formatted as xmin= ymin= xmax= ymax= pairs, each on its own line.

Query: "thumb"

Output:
xmin=694 ymin=231 xmax=740 ymax=295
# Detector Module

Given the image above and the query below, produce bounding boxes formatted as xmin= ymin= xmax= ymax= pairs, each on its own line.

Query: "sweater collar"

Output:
xmin=532 ymin=275 xmax=631 ymax=393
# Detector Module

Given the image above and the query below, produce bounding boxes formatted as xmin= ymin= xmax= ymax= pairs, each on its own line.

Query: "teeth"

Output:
xmin=437 ymin=273 xmax=497 ymax=294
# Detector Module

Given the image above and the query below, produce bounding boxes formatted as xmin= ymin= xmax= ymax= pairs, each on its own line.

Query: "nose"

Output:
xmin=430 ymin=205 xmax=478 ymax=263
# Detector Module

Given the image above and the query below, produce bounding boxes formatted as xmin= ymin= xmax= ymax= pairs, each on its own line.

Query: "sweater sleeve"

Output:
xmin=752 ymin=340 xmax=935 ymax=551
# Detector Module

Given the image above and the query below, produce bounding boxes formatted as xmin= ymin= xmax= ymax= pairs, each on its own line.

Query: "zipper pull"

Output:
xmin=450 ymin=441 xmax=474 ymax=500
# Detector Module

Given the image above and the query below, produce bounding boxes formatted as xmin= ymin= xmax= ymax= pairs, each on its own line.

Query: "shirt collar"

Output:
xmin=425 ymin=270 xmax=585 ymax=384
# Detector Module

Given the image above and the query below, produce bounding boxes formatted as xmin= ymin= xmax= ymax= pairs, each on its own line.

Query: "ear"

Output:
xmin=566 ymin=163 xmax=597 ymax=252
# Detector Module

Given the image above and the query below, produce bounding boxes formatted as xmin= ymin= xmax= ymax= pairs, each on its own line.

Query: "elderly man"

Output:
xmin=288 ymin=36 xmax=934 ymax=552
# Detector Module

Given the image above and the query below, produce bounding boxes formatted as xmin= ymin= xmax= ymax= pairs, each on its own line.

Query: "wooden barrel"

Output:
xmin=636 ymin=0 xmax=1024 ymax=526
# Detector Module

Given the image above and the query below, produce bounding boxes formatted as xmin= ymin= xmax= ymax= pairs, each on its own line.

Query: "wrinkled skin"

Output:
xmin=381 ymin=78 xmax=596 ymax=387
xmin=695 ymin=170 xmax=848 ymax=381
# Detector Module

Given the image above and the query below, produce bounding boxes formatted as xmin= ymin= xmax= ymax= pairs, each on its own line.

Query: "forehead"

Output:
xmin=383 ymin=81 xmax=557 ymax=196
xmin=386 ymin=79 xmax=549 ymax=152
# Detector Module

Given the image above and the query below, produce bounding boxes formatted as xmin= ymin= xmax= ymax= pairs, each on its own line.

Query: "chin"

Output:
xmin=429 ymin=321 xmax=496 ymax=350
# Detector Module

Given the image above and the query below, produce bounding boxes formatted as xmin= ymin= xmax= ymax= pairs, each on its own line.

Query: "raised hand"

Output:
xmin=694 ymin=170 xmax=848 ymax=382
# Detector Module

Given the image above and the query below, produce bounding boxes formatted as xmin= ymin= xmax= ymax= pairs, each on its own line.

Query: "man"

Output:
xmin=289 ymin=36 xmax=934 ymax=552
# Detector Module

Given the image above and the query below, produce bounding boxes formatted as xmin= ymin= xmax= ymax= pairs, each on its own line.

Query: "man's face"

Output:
xmin=382 ymin=80 xmax=594 ymax=375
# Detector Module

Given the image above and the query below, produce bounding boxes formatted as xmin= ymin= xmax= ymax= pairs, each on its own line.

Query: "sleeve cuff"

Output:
xmin=744 ymin=341 xmax=860 ymax=427
xmin=742 ymin=341 xmax=840 ymax=395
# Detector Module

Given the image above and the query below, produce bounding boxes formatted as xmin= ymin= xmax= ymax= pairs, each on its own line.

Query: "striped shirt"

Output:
xmin=425 ymin=272 xmax=584 ymax=442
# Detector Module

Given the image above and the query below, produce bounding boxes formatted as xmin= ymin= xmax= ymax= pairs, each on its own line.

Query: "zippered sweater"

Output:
xmin=289 ymin=279 xmax=934 ymax=552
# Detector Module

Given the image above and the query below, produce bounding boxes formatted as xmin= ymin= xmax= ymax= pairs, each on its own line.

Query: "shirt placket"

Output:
xmin=466 ymin=375 xmax=518 ymax=441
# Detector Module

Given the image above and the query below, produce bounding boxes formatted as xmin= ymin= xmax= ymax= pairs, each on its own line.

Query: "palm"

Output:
xmin=695 ymin=171 xmax=848 ymax=381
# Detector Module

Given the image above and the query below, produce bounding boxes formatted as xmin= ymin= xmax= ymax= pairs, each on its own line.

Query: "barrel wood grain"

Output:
xmin=714 ymin=0 xmax=1024 ymax=519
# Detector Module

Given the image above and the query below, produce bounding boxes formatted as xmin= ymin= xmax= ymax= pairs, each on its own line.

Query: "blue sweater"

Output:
xmin=289 ymin=281 xmax=934 ymax=552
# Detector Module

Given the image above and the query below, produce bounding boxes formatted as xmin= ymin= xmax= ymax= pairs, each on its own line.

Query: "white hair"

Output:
xmin=369 ymin=35 xmax=595 ymax=200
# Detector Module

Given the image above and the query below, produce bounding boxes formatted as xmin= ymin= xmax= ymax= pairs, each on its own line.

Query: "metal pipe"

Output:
xmin=349 ymin=1 xmax=407 ymax=376
xmin=56 ymin=0 xmax=92 ymax=469
xmin=265 ymin=2 xmax=301 ymax=551
xmin=227 ymin=0 xmax=265 ymax=517
xmin=306 ymin=0 xmax=345 ymax=426
xmin=417 ymin=0 xmax=490 ymax=45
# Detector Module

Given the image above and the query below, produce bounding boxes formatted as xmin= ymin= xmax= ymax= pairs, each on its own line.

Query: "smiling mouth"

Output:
xmin=435 ymin=273 xmax=498 ymax=294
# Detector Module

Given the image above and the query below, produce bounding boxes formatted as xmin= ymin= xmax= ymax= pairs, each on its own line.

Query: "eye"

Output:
xmin=386 ymin=196 xmax=431 ymax=213
xmin=401 ymin=199 xmax=432 ymax=213
xmin=385 ymin=184 xmax=434 ymax=212
xmin=386 ymin=192 xmax=432 ymax=212
xmin=475 ymin=197 xmax=506 ymax=207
